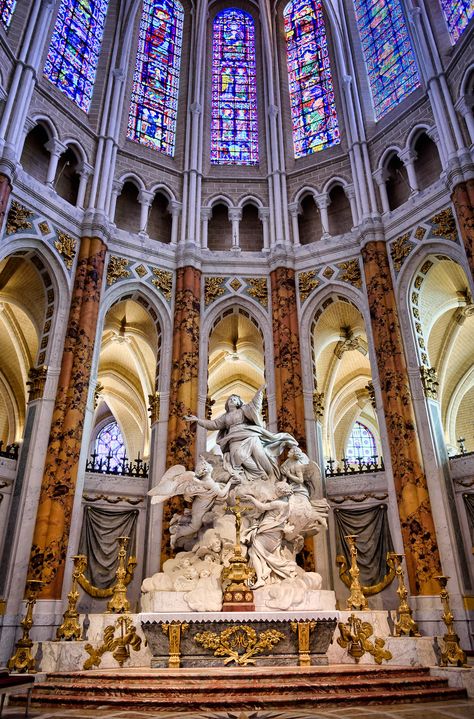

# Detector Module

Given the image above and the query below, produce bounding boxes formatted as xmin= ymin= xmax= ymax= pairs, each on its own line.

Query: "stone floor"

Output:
xmin=2 ymin=701 xmax=474 ymax=719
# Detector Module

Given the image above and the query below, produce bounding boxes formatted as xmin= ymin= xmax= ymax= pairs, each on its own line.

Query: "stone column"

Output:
xmin=399 ymin=149 xmax=419 ymax=194
xmin=270 ymin=267 xmax=305 ymax=448
xmin=200 ymin=207 xmax=211 ymax=249
xmin=361 ymin=239 xmax=442 ymax=595
xmin=258 ymin=207 xmax=270 ymax=250
xmin=162 ymin=266 xmax=201 ymax=564
xmin=170 ymin=200 xmax=182 ymax=246
xmin=455 ymin=96 xmax=474 ymax=146
xmin=138 ymin=189 xmax=154 ymax=236
xmin=344 ymin=184 xmax=359 ymax=228
xmin=314 ymin=194 xmax=330 ymax=239
xmin=451 ymin=180 xmax=474 ymax=284
xmin=373 ymin=168 xmax=390 ymax=214
xmin=76 ymin=162 xmax=92 ymax=209
xmin=108 ymin=180 xmax=123 ymax=223
xmin=288 ymin=202 xmax=300 ymax=247
xmin=0 ymin=172 xmax=12 ymax=231
xmin=228 ymin=207 xmax=242 ymax=251
xmin=27 ymin=236 xmax=107 ymax=598
xmin=45 ymin=139 xmax=67 ymax=188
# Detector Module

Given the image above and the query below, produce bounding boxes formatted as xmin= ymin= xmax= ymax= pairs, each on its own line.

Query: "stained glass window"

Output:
xmin=346 ymin=421 xmax=377 ymax=461
xmin=44 ymin=0 xmax=109 ymax=113
xmin=211 ymin=9 xmax=259 ymax=165
xmin=95 ymin=421 xmax=126 ymax=471
xmin=283 ymin=0 xmax=339 ymax=159
xmin=127 ymin=0 xmax=184 ymax=156
xmin=440 ymin=0 xmax=473 ymax=44
xmin=1 ymin=0 xmax=16 ymax=30
xmin=354 ymin=0 xmax=420 ymax=121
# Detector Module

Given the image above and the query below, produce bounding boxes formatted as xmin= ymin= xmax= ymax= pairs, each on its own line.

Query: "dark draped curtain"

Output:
xmin=334 ymin=504 xmax=394 ymax=587
xmin=463 ymin=494 xmax=474 ymax=543
xmin=78 ymin=506 xmax=138 ymax=589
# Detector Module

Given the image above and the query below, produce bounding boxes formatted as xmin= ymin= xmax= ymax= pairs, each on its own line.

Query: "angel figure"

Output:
xmin=148 ymin=457 xmax=233 ymax=548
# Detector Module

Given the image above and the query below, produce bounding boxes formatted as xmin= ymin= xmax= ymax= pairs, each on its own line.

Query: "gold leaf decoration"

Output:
xmin=54 ymin=232 xmax=77 ymax=270
xmin=246 ymin=277 xmax=268 ymax=307
xmin=151 ymin=268 xmax=173 ymax=301
xmin=390 ymin=233 xmax=414 ymax=272
xmin=135 ymin=264 xmax=147 ymax=278
xmin=205 ymin=276 xmax=226 ymax=306
xmin=337 ymin=259 xmax=362 ymax=288
xmin=107 ymin=256 xmax=131 ymax=286
xmin=431 ymin=208 xmax=457 ymax=242
xmin=229 ymin=278 xmax=242 ymax=292
xmin=298 ymin=270 xmax=320 ymax=303
xmin=194 ymin=625 xmax=285 ymax=666
xmin=6 ymin=201 xmax=34 ymax=235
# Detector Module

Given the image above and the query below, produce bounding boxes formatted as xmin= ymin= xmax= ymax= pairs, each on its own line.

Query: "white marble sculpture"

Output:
xmin=142 ymin=387 xmax=331 ymax=612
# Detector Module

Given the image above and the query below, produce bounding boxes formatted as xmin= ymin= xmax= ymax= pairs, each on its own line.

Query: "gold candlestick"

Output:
xmin=435 ymin=575 xmax=467 ymax=667
xmin=345 ymin=535 xmax=368 ymax=611
xmin=222 ymin=496 xmax=255 ymax=610
xmin=56 ymin=555 xmax=86 ymax=640
xmin=8 ymin=579 xmax=43 ymax=673
xmin=107 ymin=537 xmax=131 ymax=613
xmin=392 ymin=553 xmax=420 ymax=637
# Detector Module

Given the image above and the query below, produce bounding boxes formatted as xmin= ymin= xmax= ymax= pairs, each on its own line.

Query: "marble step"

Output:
xmin=23 ymin=666 xmax=467 ymax=710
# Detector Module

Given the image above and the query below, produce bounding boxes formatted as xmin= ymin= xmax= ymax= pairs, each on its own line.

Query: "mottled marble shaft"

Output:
xmin=0 ymin=172 xmax=12 ymax=231
xmin=451 ymin=179 xmax=474 ymax=284
xmin=28 ymin=236 xmax=106 ymax=599
xmin=361 ymin=241 xmax=441 ymax=595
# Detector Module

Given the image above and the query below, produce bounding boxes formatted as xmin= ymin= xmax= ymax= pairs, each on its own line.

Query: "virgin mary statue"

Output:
xmin=185 ymin=385 xmax=297 ymax=482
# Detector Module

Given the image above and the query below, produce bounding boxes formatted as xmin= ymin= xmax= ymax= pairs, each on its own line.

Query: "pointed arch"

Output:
xmin=439 ymin=0 xmax=473 ymax=45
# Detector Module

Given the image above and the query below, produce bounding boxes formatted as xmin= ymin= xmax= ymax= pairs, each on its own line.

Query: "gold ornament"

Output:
xmin=83 ymin=615 xmax=142 ymax=669
xmin=221 ymin=496 xmax=256 ymax=609
xmin=392 ymin=554 xmax=420 ymax=637
xmin=290 ymin=620 xmax=316 ymax=666
xmin=107 ymin=536 xmax=132 ymax=613
xmin=6 ymin=201 xmax=34 ymax=235
xmin=312 ymin=390 xmax=324 ymax=421
xmin=337 ymin=614 xmax=392 ymax=664
xmin=390 ymin=233 xmax=414 ymax=272
xmin=246 ymin=277 xmax=268 ymax=307
xmin=27 ymin=366 xmax=48 ymax=402
xmin=337 ymin=259 xmax=362 ymax=288
xmin=419 ymin=366 xmax=439 ymax=400
xmin=94 ymin=382 xmax=104 ymax=409
xmin=54 ymin=231 xmax=77 ymax=270
xmin=148 ymin=391 xmax=161 ymax=424
xmin=73 ymin=549 xmax=136 ymax=599
xmin=162 ymin=621 xmax=189 ymax=668
xmin=151 ymin=268 xmax=173 ymax=301
xmin=107 ymin=256 xmax=131 ymax=286
xmin=298 ymin=270 xmax=319 ymax=303
xmin=344 ymin=535 xmax=367 ymax=610
xmin=336 ymin=547 xmax=396 ymax=598
xmin=205 ymin=276 xmax=226 ymax=306
xmin=436 ymin=575 xmax=468 ymax=667
xmin=194 ymin=625 xmax=285 ymax=666
xmin=56 ymin=556 xmax=84 ymax=641
xmin=229 ymin=277 xmax=242 ymax=292
xmin=8 ymin=579 xmax=43 ymax=673
xmin=431 ymin=208 xmax=457 ymax=242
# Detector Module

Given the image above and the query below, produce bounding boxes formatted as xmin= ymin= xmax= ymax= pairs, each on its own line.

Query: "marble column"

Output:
xmin=162 ymin=266 xmax=201 ymax=564
xmin=361 ymin=240 xmax=442 ymax=595
xmin=270 ymin=267 xmax=306 ymax=449
xmin=45 ymin=139 xmax=67 ymax=188
xmin=451 ymin=179 xmax=474 ymax=284
xmin=0 ymin=172 xmax=12 ymax=231
xmin=27 ymin=236 xmax=107 ymax=599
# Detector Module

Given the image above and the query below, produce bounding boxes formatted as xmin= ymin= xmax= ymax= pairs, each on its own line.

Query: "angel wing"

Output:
xmin=147 ymin=465 xmax=202 ymax=505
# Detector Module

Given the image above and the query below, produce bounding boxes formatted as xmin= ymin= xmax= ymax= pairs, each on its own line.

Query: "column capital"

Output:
xmin=200 ymin=206 xmax=212 ymax=221
xmin=314 ymin=193 xmax=330 ymax=210
xmin=170 ymin=199 xmax=182 ymax=216
xmin=78 ymin=161 xmax=93 ymax=179
xmin=112 ymin=179 xmax=124 ymax=196
xmin=190 ymin=102 xmax=202 ymax=115
xmin=268 ymin=104 xmax=279 ymax=118
xmin=426 ymin=125 xmax=440 ymax=144
xmin=112 ymin=68 xmax=125 ymax=81
xmin=138 ymin=189 xmax=154 ymax=207
xmin=454 ymin=95 xmax=473 ymax=117
xmin=258 ymin=206 xmax=270 ymax=221
xmin=373 ymin=167 xmax=389 ymax=186
xmin=343 ymin=183 xmax=356 ymax=200
xmin=23 ymin=116 xmax=37 ymax=135
xmin=399 ymin=148 xmax=418 ymax=166
xmin=288 ymin=201 xmax=301 ymax=217
xmin=45 ymin=138 xmax=67 ymax=157
xmin=228 ymin=207 xmax=242 ymax=221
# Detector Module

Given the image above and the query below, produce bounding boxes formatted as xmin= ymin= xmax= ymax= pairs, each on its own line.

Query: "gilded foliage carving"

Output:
xmin=54 ymin=231 xmax=77 ymax=270
xmin=431 ymin=208 xmax=458 ymax=242
xmin=151 ymin=268 xmax=173 ymax=301
xmin=337 ymin=259 xmax=362 ymax=288
xmin=246 ymin=277 xmax=268 ymax=307
xmin=205 ymin=276 xmax=226 ymax=306
xmin=194 ymin=625 xmax=285 ymax=666
xmin=6 ymin=201 xmax=34 ymax=235
xmin=107 ymin=256 xmax=130 ymax=286
xmin=298 ymin=270 xmax=319 ymax=303
xmin=390 ymin=233 xmax=414 ymax=272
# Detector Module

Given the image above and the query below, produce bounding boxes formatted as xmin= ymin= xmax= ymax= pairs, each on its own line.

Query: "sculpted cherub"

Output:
xmin=148 ymin=457 xmax=233 ymax=548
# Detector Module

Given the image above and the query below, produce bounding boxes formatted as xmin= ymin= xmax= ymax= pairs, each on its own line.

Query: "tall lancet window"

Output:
xmin=44 ymin=0 xmax=109 ymax=113
xmin=1 ymin=0 xmax=16 ymax=30
xmin=440 ymin=1 xmax=473 ymax=44
xmin=354 ymin=0 xmax=420 ymax=121
xmin=128 ymin=0 xmax=184 ymax=156
xmin=283 ymin=0 xmax=339 ymax=159
xmin=211 ymin=9 xmax=259 ymax=165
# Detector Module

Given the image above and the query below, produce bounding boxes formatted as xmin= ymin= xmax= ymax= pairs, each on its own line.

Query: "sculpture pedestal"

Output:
xmin=139 ymin=611 xmax=339 ymax=668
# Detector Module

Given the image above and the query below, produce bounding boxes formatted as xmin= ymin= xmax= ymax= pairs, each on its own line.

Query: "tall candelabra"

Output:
xmin=392 ymin=554 xmax=420 ymax=637
xmin=107 ymin=536 xmax=131 ymax=613
xmin=56 ymin=555 xmax=86 ymax=640
xmin=344 ymin=535 xmax=368 ymax=611
xmin=8 ymin=579 xmax=43 ymax=673
xmin=435 ymin=575 xmax=467 ymax=667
